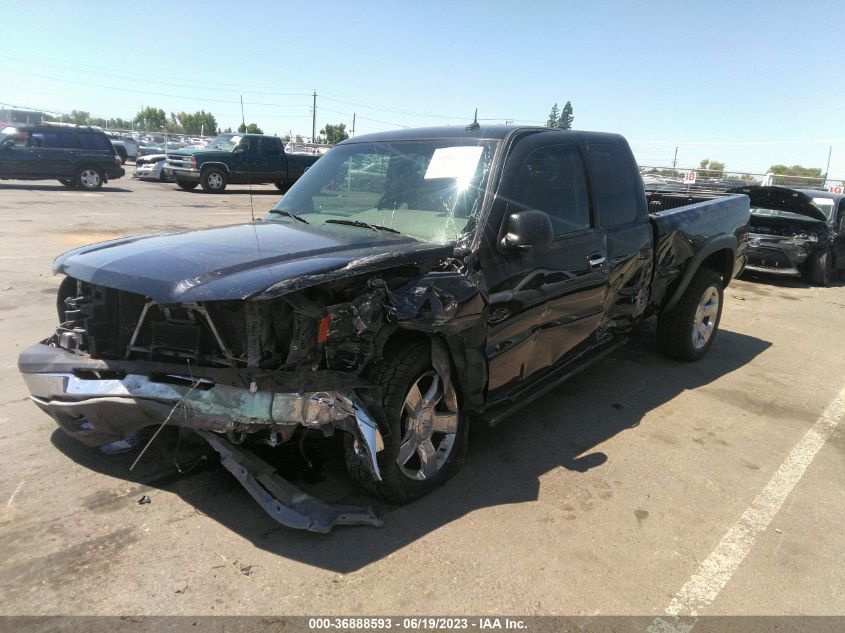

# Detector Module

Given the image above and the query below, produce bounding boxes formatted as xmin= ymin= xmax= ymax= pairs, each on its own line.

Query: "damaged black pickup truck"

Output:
xmin=18 ymin=125 xmax=750 ymax=532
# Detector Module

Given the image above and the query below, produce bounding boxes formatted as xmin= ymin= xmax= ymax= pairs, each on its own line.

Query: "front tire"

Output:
xmin=803 ymin=249 xmax=832 ymax=287
xmin=200 ymin=167 xmax=227 ymax=193
xmin=657 ymin=269 xmax=724 ymax=361
xmin=76 ymin=166 xmax=104 ymax=191
xmin=344 ymin=341 xmax=468 ymax=504
xmin=274 ymin=180 xmax=291 ymax=192
xmin=175 ymin=179 xmax=198 ymax=191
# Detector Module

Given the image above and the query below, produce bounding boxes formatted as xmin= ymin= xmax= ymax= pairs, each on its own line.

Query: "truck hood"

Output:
xmin=53 ymin=222 xmax=453 ymax=303
xmin=167 ymin=147 xmax=229 ymax=158
xmin=727 ymin=185 xmax=828 ymax=223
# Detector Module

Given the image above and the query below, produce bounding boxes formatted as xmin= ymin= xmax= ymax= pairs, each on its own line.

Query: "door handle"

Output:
xmin=588 ymin=253 xmax=606 ymax=269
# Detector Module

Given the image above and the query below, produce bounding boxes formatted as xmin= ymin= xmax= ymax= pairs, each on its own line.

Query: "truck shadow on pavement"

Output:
xmin=176 ymin=188 xmax=282 ymax=195
xmin=738 ymin=270 xmax=845 ymax=289
xmin=51 ymin=322 xmax=771 ymax=573
xmin=0 ymin=184 xmax=133 ymax=193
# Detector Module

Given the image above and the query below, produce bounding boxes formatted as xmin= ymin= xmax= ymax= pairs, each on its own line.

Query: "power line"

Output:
xmin=0 ymin=49 xmax=312 ymax=97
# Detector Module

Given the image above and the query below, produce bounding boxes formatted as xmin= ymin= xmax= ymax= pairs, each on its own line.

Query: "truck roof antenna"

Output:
xmin=466 ymin=109 xmax=480 ymax=131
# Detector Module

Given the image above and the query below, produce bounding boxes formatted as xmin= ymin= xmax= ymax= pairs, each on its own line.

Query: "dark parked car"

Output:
xmin=166 ymin=132 xmax=320 ymax=193
xmin=18 ymin=125 xmax=749 ymax=532
xmin=0 ymin=124 xmax=124 ymax=190
xmin=729 ymin=186 xmax=845 ymax=285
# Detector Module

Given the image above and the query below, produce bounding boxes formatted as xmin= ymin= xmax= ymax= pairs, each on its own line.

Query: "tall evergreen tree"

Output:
xmin=557 ymin=101 xmax=574 ymax=130
xmin=546 ymin=103 xmax=559 ymax=128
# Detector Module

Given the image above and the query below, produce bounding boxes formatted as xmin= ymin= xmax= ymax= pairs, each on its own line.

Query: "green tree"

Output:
xmin=177 ymin=110 xmax=217 ymax=135
xmin=134 ymin=106 xmax=167 ymax=131
xmin=319 ymin=122 xmax=349 ymax=145
xmin=223 ymin=127 xmax=232 ymax=133
xmin=295 ymin=134 xmax=303 ymax=143
xmin=546 ymin=103 xmax=559 ymax=128
xmin=767 ymin=164 xmax=823 ymax=178
xmin=557 ymin=101 xmax=573 ymax=130
xmin=698 ymin=159 xmax=725 ymax=178
xmin=767 ymin=164 xmax=824 ymax=186
xmin=237 ymin=122 xmax=263 ymax=134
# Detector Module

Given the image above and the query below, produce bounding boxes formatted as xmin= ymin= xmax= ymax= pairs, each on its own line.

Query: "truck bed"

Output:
xmin=646 ymin=192 xmax=750 ymax=310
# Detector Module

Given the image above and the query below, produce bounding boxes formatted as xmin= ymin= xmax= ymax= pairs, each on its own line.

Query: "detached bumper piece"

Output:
xmin=197 ymin=430 xmax=383 ymax=533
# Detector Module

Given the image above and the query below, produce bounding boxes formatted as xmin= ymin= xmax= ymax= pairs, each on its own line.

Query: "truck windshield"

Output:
xmin=205 ymin=133 xmax=241 ymax=151
xmin=267 ymin=139 xmax=497 ymax=244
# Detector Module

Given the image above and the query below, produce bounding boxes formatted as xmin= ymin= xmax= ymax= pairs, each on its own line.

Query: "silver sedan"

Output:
xmin=133 ymin=154 xmax=172 ymax=182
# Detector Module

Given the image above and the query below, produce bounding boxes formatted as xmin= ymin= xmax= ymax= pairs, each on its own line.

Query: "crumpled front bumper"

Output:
xmin=744 ymin=235 xmax=817 ymax=275
xmin=18 ymin=343 xmax=384 ymax=479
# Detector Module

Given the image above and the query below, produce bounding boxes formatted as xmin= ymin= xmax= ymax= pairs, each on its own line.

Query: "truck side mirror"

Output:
xmin=498 ymin=209 xmax=554 ymax=253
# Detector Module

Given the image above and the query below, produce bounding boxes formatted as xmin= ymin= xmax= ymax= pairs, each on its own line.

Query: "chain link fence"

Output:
xmin=639 ymin=165 xmax=845 ymax=194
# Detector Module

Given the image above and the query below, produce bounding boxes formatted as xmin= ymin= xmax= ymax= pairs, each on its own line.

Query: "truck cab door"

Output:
xmin=261 ymin=137 xmax=285 ymax=180
xmin=480 ymin=133 xmax=609 ymax=399
xmin=232 ymin=136 xmax=261 ymax=180
xmin=584 ymin=142 xmax=653 ymax=330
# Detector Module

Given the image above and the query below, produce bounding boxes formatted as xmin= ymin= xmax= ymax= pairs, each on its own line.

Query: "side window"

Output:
xmin=586 ymin=143 xmax=640 ymax=227
xmin=238 ymin=136 xmax=255 ymax=153
xmin=261 ymin=137 xmax=280 ymax=154
xmin=42 ymin=130 xmax=77 ymax=149
xmin=2 ymin=131 xmax=31 ymax=149
xmin=78 ymin=133 xmax=97 ymax=150
xmin=511 ymin=144 xmax=590 ymax=236
xmin=94 ymin=134 xmax=113 ymax=151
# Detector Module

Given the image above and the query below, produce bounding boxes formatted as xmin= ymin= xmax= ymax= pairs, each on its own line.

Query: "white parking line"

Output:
xmin=649 ymin=385 xmax=845 ymax=633
xmin=6 ymin=478 xmax=24 ymax=508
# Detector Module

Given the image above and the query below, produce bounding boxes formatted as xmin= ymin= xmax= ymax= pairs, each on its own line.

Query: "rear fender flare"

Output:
xmin=663 ymin=235 xmax=736 ymax=312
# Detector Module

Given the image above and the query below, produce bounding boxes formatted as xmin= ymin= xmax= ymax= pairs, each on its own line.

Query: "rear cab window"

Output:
xmin=586 ymin=143 xmax=644 ymax=227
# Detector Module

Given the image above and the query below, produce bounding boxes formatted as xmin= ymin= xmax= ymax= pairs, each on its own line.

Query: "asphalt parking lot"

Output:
xmin=0 ymin=173 xmax=843 ymax=618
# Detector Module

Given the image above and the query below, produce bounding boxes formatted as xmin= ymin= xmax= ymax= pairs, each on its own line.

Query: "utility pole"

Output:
xmin=352 ymin=112 xmax=356 ymax=137
xmin=312 ymin=91 xmax=317 ymax=143
xmin=672 ymin=146 xmax=678 ymax=173
xmin=823 ymin=145 xmax=832 ymax=187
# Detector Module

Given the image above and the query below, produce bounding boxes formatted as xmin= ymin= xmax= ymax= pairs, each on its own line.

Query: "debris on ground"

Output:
xmin=137 ymin=495 xmax=151 ymax=505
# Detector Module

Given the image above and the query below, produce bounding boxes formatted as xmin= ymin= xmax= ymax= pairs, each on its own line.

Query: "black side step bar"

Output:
xmin=480 ymin=337 xmax=628 ymax=427
xmin=196 ymin=430 xmax=383 ymax=533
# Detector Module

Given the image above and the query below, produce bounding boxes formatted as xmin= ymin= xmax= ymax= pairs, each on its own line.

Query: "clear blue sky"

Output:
xmin=3 ymin=0 xmax=844 ymax=176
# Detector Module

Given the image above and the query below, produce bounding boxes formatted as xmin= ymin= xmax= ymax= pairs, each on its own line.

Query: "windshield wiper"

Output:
xmin=325 ymin=219 xmax=400 ymax=234
xmin=269 ymin=210 xmax=309 ymax=223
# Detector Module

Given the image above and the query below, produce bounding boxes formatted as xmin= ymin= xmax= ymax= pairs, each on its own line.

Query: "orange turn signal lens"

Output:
xmin=317 ymin=314 xmax=331 ymax=344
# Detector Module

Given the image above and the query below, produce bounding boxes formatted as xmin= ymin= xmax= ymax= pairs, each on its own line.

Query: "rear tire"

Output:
xmin=344 ymin=340 xmax=468 ymax=504
xmin=76 ymin=166 xmax=104 ymax=191
xmin=175 ymin=179 xmax=198 ymax=191
xmin=803 ymin=249 xmax=832 ymax=287
xmin=200 ymin=167 xmax=227 ymax=193
xmin=657 ymin=269 xmax=724 ymax=361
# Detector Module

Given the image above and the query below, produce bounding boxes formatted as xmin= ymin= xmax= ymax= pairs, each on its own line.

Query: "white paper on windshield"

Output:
xmin=424 ymin=146 xmax=483 ymax=181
